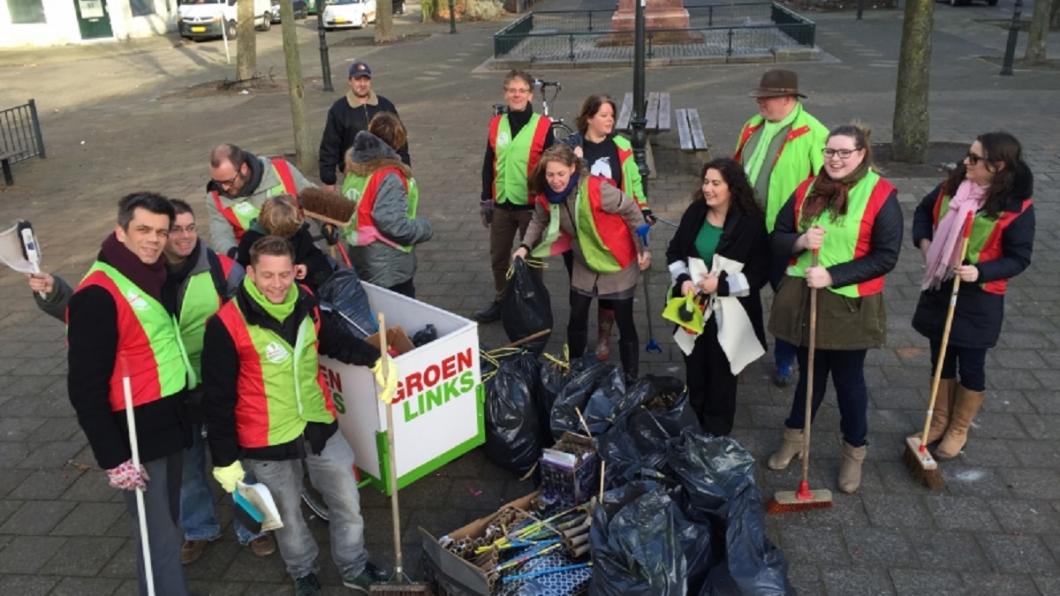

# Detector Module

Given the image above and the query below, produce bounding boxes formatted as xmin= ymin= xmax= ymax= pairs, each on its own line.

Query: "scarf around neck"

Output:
xmin=744 ymin=103 xmax=801 ymax=187
xmin=544 ymin=172 xmax=581 ymax=204
xmin=922 ymin=179 xmax=986 ymax=290
xmin=242 ymin=275 xmax=298 ymax=322
xmin=100 ymin=232 xmax=168 ymax=302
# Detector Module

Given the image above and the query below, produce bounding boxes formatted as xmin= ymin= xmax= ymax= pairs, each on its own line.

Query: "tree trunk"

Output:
xmin=237 ymin=0 xmax=257 ymax=81
xmin=892 ymin=0 xmax=934 ymax=163
xmin=375 ymin=0 xmax=396 ymax=43
xmin=280 ymin=0 xmax=315 ymax=172
xmin=1052 ymin=0 xmax=1060 ymax=30
xmin=1025 ymin=0 xmax=1054 ymax=64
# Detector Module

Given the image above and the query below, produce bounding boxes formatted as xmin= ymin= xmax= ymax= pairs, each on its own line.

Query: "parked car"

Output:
xmin=941 ymin=0 xmax=998 ymax=5
xmin=322 ymin=0 xmax=376 ymax=30
xmin=270 ymin=0 xmax=308 ymax=22
xmin=178 ymin=0 xmax=273 ymax=40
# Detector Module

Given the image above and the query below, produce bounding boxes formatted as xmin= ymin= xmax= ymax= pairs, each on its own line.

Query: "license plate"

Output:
xmin=333 ymin=17 xmax=347 ymax=23
xmin=191 ymin=26 xmax=206 ymax=32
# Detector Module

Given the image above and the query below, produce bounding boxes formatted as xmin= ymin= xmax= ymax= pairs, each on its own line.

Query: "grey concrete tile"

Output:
xmin=0 ymin=416 xmax=47 ymax=441
xmin=925 ymin=495 xmax=1000 ymax=532
xmin=49 ymin=576 xmax=122 ymax=596
xmin=843 ymin=527 xmax=913 ymax=566
xmin=957 ymin=438 xmax=1020 ymax=467
xmin=999 ymin=467 xmax=1060 ymax=500
xmin=0 ymin=574 xmax=60 ymax=596
xmin=820 ymin=565 xmax=895 ymax=596
xmin=15 ymin=439 xmax=86 ymax=470
xmin=1034 ymin=575 xmax=1060 ymax=596
xmin=1016 ymin=413 xmax=1060 ymax=441
xmin=778 ymin=526 xmax=850 ymax=566
xmin=942 ymin=465 xmax=1016 ymax=499
xmin=50 ymin=501 xmax=127 ymax=536
xmin=62 ymin=468 xmax=120 ymax=502
xmin=977 ymin=533 xmax=1058 ymax=574
xmin=861 ymin=492 xmax=932 ymax=529
xmin=8 ymin=468 xmax=84 ymax=500
xmin=0 ymin=467 xmax=30 ymax=497
xmin=45 ymin=535 xmax=125 ymax=576
xmin=889 ymin=568 xmax=964 ymax=596
xmin=909 ymin=530 xmax=989 ymax=572
xmin=785 ymin=562 xmax=822 ymax=596
xmin=0 ymin=535 xmax=67 ymax=573
xmin=960 ymin=572 xmax=1042 ymax=596
xmin=989 ymin=498 xmax=1060 ymax=534
xmin=1005 ymin=438 xmax=1060 ymax=468
xmin=0 ymin=499 xmax=76 ymax=535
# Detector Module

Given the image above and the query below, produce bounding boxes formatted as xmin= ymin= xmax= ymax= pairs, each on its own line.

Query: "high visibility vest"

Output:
xmin=341 ymin=166 xmax=420 ymax=253
xmin=177 ymin=253 xmax=236 ymax=386
xmin=214 ymin=296 xmax=336 ymax=449
xmin=612 ymin=135 xmax=648 ymax=209
xmin=75 ymin=262 xmax=192 ymax=412
xmin=211 ymin=157 xmax=298 ymax=243
xmin=531 ymin=176 xmax=637 ymax=274
xmin=929 ymin=190 xmax=1034 ymax=296
xmin=489 ymin=112 xmax=551 ymax=206
xmin=786 ymin=170 xmax=895 ymax=298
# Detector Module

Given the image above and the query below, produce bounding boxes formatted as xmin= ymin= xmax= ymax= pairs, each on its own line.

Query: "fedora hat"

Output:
xmin=750 ymin=69 xmax=806 ymax=99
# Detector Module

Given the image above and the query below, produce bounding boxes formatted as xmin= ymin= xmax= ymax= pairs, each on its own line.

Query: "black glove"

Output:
xmin=480 ymin=200 xmax=494 ymax=228
xmin=320 ymin=223 xmax=342 ymax=246
xmin=641 ymin=208 xmax=657 ymax=226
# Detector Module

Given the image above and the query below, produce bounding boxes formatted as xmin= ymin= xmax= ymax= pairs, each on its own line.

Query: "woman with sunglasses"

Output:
xmin=910 ymin=132 xmax=1035 ymax=459
xmin=766 ymin=124 xmax=903 ymax=494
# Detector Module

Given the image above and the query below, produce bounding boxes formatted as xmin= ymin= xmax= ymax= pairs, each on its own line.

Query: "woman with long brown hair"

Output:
xmin=766 ymin=124 xmax=903 ymax=494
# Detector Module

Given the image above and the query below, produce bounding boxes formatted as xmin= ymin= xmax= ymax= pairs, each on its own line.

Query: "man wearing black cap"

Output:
xmin=733 ymin=68 xmax=828 ymax=387
xmin=319 ymin=60 xmax=409 ymax=192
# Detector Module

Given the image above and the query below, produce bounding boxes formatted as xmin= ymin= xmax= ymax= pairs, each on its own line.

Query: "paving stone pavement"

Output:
xmin=1 ymin=3 xmax=1059 ymax=595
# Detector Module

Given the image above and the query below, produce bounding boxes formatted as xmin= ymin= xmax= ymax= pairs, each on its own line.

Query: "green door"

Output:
xmin=73 ymin=0 xmax=114 ymax=39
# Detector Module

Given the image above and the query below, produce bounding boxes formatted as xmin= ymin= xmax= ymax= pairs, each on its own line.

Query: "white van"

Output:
xmin=178 ymin=0 xmax=274 ymax=40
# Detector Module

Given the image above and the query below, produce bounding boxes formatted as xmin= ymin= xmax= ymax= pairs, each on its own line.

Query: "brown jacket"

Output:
xmin=768 ymin=275 xmax=886 ymax=351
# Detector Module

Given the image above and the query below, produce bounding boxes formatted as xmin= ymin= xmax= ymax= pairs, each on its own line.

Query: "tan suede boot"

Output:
xmin=767 ymin=428 xmax=804 ymax=471
xmin=908 ymin=377 xmax=957 ymax=445
xmin=935 ymin=385 xmax=985 ymax=459
xmin=838 ymin=441 xmax=867 ymax=494
xmin=596 ymin=308 xmax=615 ymax=361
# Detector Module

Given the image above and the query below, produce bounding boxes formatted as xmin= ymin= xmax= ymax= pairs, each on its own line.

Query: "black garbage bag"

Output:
xmin=483 ymin=352 xmax=542 ymax=476
xmin=316 ymin=269 xmax=377 ymax=338
xmin=704 ymin=481 xmax=792 ymax=596
xmin=537 ymin=354 xmax=572 ymax=442
xmin=590 ymin=480 xmax=687 ymax=596
xmin=626 ymin=391 xmax=699 ymax=459
xmin=501 ymin=258 xmax=553 ymax=355
xmin=668 ymin=431 xmax=757 ymax=520
xmin=550 ymin=357 xmax=624 ymax=439
xmin=676 ymin=506 xmax=717 ymax=596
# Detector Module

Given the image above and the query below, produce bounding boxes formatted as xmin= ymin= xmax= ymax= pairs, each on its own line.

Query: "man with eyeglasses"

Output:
xmin=206 ymin=143 xmax=316 ymax=258
xmin=734 ymin=68 xmax=828 ymax=387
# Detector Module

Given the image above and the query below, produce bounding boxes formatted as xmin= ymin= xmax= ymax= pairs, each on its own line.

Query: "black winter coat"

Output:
xmin=911 ymin=164 xmax=1035 ymax=349
xmin=665 ymin=200 xmax=770 ymax=348
xmin=319 ymin=92 xmax=409 ymax=185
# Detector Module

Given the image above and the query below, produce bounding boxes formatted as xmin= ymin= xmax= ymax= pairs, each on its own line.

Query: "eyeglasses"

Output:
xmin=965 ymin=152 xmax=985 ymax=166
xmin=212 ymin=170 xmax=243 ymax=188
xmin=823 ymin=148 xmax=859 ymax=160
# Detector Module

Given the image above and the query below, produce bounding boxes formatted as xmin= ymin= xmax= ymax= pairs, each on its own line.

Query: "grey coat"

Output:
xmin=345 ymin=132 xmax=432 ymax=289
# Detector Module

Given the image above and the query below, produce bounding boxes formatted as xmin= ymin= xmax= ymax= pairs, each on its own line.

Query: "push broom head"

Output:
xmin=299 ymin=187 xmax=356 ymax=228
xmin=766 ymin=481 xmax=833 ymax=514
xmin=903 ymin=435 xmax=944 ymax=491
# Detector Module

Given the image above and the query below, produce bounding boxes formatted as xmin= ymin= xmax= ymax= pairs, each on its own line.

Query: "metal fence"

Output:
xmin=0 ymin=99 xmax=46 ymax=163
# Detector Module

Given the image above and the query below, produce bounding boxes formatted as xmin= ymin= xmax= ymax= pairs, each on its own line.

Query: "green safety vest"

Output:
xmin=178 ymin=270 xmax=222 ymax=387
xmin=341 ymin=167 xmax=420 ymax=252
xmin=612 ymin=135 xmax=648 ymax=208
xmin=489 ymin=112 xmax=551 ymax=206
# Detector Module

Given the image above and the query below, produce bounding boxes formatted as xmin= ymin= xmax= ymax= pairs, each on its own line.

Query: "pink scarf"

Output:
xmin=921 ymin=180 xmax=985 ymax=290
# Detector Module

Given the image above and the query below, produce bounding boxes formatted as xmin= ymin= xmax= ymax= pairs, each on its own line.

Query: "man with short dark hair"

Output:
xmin=319 ymin=60 xmax=408 ymax=192
xmin=67 ymin=192 xmax=191 ymax=596
xmin=202 ymin=235 xmax=396 ymax=596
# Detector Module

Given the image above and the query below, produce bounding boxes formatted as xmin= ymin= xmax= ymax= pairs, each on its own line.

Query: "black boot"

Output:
xmin=618 ymin=340 xmax=639 ymax=383
xmin=567 ymin=329 xmax=588 ymax=359
xmin=473 ymin=301 xmax=503 ymax=323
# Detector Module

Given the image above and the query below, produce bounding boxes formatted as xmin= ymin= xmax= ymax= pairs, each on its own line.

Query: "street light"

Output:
xmin=631 ymin=0 xmax=649 ymax=192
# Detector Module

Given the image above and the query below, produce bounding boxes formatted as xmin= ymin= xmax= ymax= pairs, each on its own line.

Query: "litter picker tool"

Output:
xmin=0 ymin=220 xmax=45 ymax=298
xmin=371 ymin=313 xmax=431 ymax=594
xmin=635 ymin=224 xmax=662 ymax=353
xmin=120 ymin=359 xmax=156 ymax=596
xmin=768 ymin=248 xmax=833 ymax=513
xmin=904 ymin=211 xmax=975 ymax=491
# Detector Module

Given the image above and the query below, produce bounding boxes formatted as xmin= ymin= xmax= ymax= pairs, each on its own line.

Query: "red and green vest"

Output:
xmin=488 ymin=112 xmax=551 ymax=206
xmin=929 ymin=189 xmax=1034 ymax=296
xmin=340 ymin=166 xmax=419 ymax=253
xmin=531 ymin=176 xmax=637 ymax=274
xmin=214 ymin=296 xmax=336 ymax=449
xmin=612 ymin=135 xmax=648 ymax=209
xmin=177 ymin=254 xmax=237 ymax=387
xmin=786 ymin=171 xmax=895 ymax=298
xmin=76 ymin=262 xmax=192 ymax=412
xmin=211 ymin=157 xmax=298 ymax=243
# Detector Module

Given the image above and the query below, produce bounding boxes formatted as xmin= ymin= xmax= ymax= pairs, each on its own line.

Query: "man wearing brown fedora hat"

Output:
xmin=734 ymin=68 xmax=828 ymax=387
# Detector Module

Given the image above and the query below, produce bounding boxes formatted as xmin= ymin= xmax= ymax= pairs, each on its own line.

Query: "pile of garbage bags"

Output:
xmin=481 ymin=352 xmax=793 ymax=595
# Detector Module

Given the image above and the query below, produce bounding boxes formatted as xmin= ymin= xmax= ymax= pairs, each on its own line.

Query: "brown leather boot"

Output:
xmin=596 ymin=308 xmax=615 ymax=361
xmin=838 ymin=441 xmax=867 ymax=494
xmin=767 ymin=428 xmax=804 ymax=471
xmin=908 ymin=377 xmax=956 ymax=445
xmin=935 ymin=385 xmax=985 ymax=459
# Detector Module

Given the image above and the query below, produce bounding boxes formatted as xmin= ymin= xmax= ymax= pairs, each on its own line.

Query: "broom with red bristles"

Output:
xmin=767 ymin=248 xmax=833 ymax=514
xmin=903 ymin=211 xmax=975 ymax=491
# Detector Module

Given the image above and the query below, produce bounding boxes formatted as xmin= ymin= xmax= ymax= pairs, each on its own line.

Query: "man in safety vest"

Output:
xmin=67 ymin=192 xmax=193 ymax=595
xmin=475 ymin=69 xmax=555 ymax=323
xmin=202 ymin=235 xmax=397 ymax=596
xmin=206 ymin=143 xmax=316 ymax=258
xmin=733 ymin=69 xmax=828 ymax=387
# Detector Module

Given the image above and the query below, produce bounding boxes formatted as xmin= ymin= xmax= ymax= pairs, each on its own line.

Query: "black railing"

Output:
xmin=771 ymin=3 xmax=815 ymax=47
xmin=0 ymin=99 xmax=46 ymax=163
xmin=493 ymin=12 xmax=534 ymax=57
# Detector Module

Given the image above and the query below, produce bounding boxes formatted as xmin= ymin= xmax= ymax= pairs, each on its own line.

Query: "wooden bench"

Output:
xmin=0 ymin=151 xmax=17 ymax=186
xmin=616 ymin=91 xmax=671 ymax=133
xmin=674 ymin=108 xmax=709 ymax=154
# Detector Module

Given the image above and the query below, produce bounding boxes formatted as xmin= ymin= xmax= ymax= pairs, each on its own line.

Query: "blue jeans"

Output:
xmin=246 ymin=431 xmax=368 ymax=580
xmin=769 ymin=259 xmax=797 ymax=369
xmin=181 ymin=424 xmax=262 ymax=544
xmin=784 ymin=347 xmax=869 ymax=447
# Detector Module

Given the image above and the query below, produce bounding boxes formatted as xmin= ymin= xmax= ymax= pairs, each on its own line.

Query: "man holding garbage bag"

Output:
xmin=202 ymin=235 xmax=398 ymax=596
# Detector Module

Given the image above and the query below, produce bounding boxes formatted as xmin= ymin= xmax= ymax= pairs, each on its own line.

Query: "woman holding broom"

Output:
xmin=766 ymin=124 xmax=903 ymax=494
xmin=910 ymin=132 xmax=1035 ymax=459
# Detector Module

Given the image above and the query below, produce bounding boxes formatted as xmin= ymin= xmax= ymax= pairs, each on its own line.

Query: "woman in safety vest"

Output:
xmin=514 ymin=144 xmax=651 ymax=380
xmin=563 ymin=94 xmax=653 ymax=363
xmin=766 ymin=124 xmax=903 ymax=494
xmin=910 ymin=131 xmax=1035 ymax=459
xmin=665 ymin=158 xmax=769 ymax=436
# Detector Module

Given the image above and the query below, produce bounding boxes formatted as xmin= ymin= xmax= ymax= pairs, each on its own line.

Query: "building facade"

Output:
xmin=1 ymin=0 xmax=177 ymax=47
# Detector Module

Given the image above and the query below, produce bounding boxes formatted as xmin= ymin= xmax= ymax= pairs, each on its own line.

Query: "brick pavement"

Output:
xmin=1 ymin=3 xmax=1059 ymax=594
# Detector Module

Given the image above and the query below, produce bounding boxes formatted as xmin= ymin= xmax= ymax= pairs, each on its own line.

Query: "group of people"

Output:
xmin=23 ymin=60 xmax=1036 ymax=595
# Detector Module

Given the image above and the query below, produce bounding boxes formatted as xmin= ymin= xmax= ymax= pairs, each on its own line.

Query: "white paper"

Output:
xmin=673 ymin=326 xmax=697 ymax=356
xmin=0 ymin=222 xmax=38 ymax=274
xmin=237 ymin=481 xmax=284 ymax=532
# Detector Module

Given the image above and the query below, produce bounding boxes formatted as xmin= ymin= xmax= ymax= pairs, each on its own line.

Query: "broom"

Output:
xmin=768 ymin=248 xmax=833 ymax=513
xmin=903 ymin=211 xmax=975 ymax=491
xmin=371 ymin=313 xmax=431 ymax=595
xmin=299 ymin=187 xmax=356 ymax=269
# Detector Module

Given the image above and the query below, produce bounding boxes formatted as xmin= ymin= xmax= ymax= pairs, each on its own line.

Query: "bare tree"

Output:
xmin=280 ymin=0 xmax=315 ymax=171
xmin=892 ymin=0 xmax=934 ymax=163
xmin=375 ymin=0 xmax=396 ymax=43
xmin=1025 ymin=0 xmax=1055 ymax=64
xmin=237 ymin=0 xmax=257 ymax=81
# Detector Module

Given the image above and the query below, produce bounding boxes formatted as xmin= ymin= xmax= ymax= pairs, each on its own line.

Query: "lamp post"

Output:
xmin=999 ymin=0 xmax=1023 ymax=76
xmin=317 ymin=0 xmax=334 ymax=91
xmin=449 ymin=0 xmax=456 ymax=34
xmin=631 ymin=0 xmax=649 ymax=191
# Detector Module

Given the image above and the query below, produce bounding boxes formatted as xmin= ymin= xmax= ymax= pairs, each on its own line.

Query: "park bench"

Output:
xmin=0 ymin=151 xmax=17 ymax=186
xmin=674 ymin=108 xmax=709 ymax=154
xmin=616 ymin=92 xmax=671 ymax=177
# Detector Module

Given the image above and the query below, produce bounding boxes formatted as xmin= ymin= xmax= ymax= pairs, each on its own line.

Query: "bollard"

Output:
xmin=317 ymin=2 xmax=333 ymax=92
xmin=857 ymin=0 xmax=864 ymax=20
xmin=1000 ymin=0 xmax=1022 ymax=75
xmin=449 ymin=0 xmax=456 ymax=34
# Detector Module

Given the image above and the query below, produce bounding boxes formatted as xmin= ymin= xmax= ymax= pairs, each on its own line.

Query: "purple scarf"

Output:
xmin=921 ymin=180 xmax=985 ymax=291
xmin=100 ymin=233 xmax=168 ymax=302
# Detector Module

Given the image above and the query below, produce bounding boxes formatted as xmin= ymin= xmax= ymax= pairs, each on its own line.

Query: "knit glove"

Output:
xmin=107 ymin=459 xmax=150 ymax=491
xmin=372 ymin=355 xmax=399 ymax=404
xmin=480 ymin=200 xmax=494 ymax=228
xmin=212 ymin=461 xmax=246 ymax=494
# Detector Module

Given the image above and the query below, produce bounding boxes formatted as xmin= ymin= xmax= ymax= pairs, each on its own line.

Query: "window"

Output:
xmin=130 ymin=0 xmax=155 ymax=16
xmin=7 ymin=0 xmax=46 ymax=23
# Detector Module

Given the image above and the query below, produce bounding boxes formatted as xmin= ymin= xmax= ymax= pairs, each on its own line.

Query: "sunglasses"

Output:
xmin=966 ymin=152 xmax=985 ymax=166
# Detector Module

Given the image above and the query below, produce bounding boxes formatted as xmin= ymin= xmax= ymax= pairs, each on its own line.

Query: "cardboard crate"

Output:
xmin=319 ymin=283 xmax=484 ymax=495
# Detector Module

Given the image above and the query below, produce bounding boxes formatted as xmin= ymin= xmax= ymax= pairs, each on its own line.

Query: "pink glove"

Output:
xmin=107 ymin=459 xmax=150 ymax=491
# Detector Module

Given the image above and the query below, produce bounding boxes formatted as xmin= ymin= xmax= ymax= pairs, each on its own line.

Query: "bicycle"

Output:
xmin=491 ymin=78 xmax=575 ymax=144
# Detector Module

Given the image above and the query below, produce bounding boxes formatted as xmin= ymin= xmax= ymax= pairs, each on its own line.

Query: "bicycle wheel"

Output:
xmin=551 ymin=120 xmax=575 ymax=144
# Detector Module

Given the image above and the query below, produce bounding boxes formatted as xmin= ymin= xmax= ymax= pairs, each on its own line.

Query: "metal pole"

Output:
xmin=449 ymin=0 xmax=456 ymax=34
xmin=317 ymin=1 xmax=334 ymax=91
xmin=999 ymin=0 xmax=1022 ymax=76
xmin=28 ymin=99 xmax=45 ymax=158
xmin=857 ymin=0 xmax=864 ymax=20
xmin=631 ymin=0 xmax=649 ymax=191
